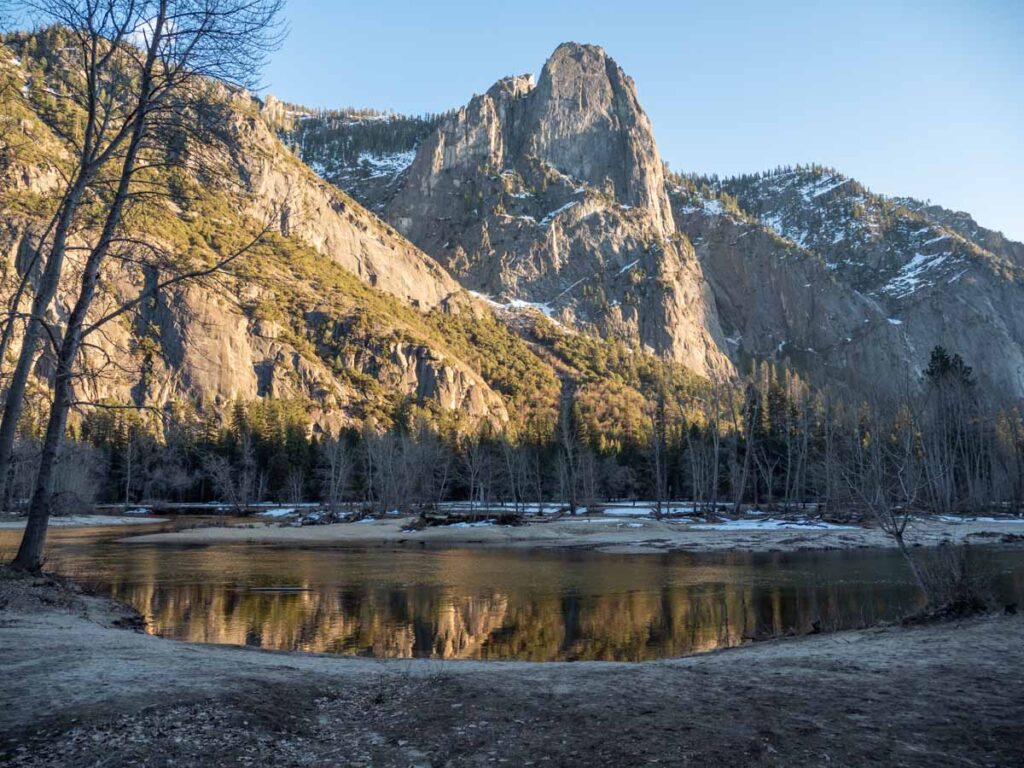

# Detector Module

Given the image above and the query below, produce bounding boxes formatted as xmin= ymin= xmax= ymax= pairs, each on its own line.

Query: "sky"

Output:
xmin=271 ymin=1 xmax=1016 ymax=240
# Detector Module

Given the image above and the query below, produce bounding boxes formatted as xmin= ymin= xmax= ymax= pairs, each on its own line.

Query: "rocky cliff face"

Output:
xmin=674 ymin=170 xmax=1024 ymax=397
xmin=220 ymin=105 xmax=460 ymax=311
xmin=0 ymin=39 xmax=509 ymax=430
xmin=354 ymin=43 xmax=731 ymax=379
xmin=892 ymin=196 xmax=1024 ymax=269
xmin=526 ymin=44 xmax=674 ymax=229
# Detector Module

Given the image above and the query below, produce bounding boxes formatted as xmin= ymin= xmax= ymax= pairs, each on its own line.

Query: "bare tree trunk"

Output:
xmin=11 ymin=13 xmax=165 ymax=571
xmin=733 ymin=397 xmax=758 ymax=515
xmin=557 ymin=381 xmax=580 ymax=515
xmin=0 ymin=174 xmax=90 ymax=503
xmin=124 ymin=429 xmax=133 ymax=508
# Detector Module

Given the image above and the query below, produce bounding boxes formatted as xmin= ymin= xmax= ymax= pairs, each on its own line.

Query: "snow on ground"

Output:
xmin=539 ymin=201 xmax=578 ymax=226
xmin=802 ymin=175 xmax=851 ymax=200
xmin=687 ymin=519 xmax=856 ymax=531
xmin=936 ymin=515 xmax=1024 ymax=524
xmin=251 ymin=502 xmax=320 ymax=509
xmin=947 ymin=269 xmax=968 ymax=284
xmin=879 ymin=252 xmax=953 ymax=298
xmin=552 ymin=276 xmax=587 ymax=301
xmin=675 ymin=196 xmax=730 ymax=218
xmin=469 ymin=292 xmax=557 ymax=319
xmin=761 ymin=213 xmax=808 ymax=248
xmin=505 ymin=298 xmax=556 ymax=317
xmin=0 ymin=515 xmax=168 ymax=529
xmin=356 ymin=150 xmax=416 ymax=178
xmin=257 ymin=508 xmax=299 ymax=518
xmin=602 ymin=504 xmax=702 ymax=517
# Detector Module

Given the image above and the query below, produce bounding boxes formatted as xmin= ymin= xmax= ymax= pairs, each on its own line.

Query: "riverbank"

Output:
xmin=124 ymin=513 xmax=1024 ymax=554
xmin=1 ymin=569 xmax=1021 ymax=766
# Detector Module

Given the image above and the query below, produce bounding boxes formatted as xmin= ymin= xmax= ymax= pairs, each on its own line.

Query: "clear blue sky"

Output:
xmin=90 ymin=1 xmax=1024 ymax=240
xmin=276 ymin=2 xmax=1015 ymax=241
xmin=10 ymin=1 xmax=1019 ymax=236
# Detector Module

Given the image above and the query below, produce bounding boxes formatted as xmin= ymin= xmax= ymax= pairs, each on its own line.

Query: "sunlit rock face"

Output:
xmin=376 ymin=43 xmax=733 ymax=380
xmin=524 ymin=43 xmax=675 ymax=230
xmin=0 ymin=38 xmax=509 ymax=430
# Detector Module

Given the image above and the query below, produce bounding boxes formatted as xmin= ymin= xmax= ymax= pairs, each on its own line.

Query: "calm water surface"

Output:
xmin=3 ymin=517 xmax=1023 ymax=661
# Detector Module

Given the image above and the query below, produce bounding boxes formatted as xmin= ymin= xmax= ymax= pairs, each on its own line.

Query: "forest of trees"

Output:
xmin=7 ymin=348 xmax=1021 ymax=525
xmin=278 ymin=106 xmax=451 ymax=171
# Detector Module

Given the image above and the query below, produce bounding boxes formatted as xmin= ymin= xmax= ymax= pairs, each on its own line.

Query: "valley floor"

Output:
xmin=1 ymin=569 xmax=1022 ymax=767
xmin=124 ymin=513 xmax=1024 ymax=555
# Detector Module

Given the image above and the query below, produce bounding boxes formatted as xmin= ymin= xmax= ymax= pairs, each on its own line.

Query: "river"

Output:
xmin=2 ymin=517 xmax=1022 ymax=661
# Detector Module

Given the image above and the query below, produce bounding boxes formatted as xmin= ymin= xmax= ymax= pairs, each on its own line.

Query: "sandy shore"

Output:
xmin=124 ymin=513 xmax=1024 ymax=554
xmin=1 ymin=569 xmax=1021 ymax=767
xmin=0 ymin=514 xmax=169 ymax=530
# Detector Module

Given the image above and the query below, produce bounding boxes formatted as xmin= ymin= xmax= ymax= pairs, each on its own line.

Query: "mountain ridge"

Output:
xmin=4 ymin=28 xmax=1023 ymax=452
xmin=1 ymin=30 xmax=719 ymax=443
xmin=271 ymin=44 xmax=1024 ymax=399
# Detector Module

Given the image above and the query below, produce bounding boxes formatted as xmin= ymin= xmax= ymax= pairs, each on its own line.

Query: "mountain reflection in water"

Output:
xmin=4 ymin=521 xmax=1022 ymax=662
xmin=60 ymin=540 xmax=1024 ymax=661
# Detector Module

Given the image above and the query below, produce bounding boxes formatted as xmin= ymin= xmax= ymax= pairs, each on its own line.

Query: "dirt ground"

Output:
xmin=124 ymin=513 xmax=1024 ymax=555
xmin=1 ymin=569 xmax=1022 ymax=767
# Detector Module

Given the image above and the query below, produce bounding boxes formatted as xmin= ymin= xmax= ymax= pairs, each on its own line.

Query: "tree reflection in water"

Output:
xmin=83 ymin=545 xmax=1024 ymax=661
xmin=6 ymin=523 xmax=1021 ymax=662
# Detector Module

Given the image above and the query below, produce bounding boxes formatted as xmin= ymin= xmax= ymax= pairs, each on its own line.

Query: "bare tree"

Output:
xmin=753 ymin=444 xmax=781 ymax=508
xmin=363 ymin=427 xmax=412 ymax=515
xmin=917 ymin=348 xmax=991 ymax=518
xmin=284 ymin=467 xmax=304 ymax=504
xmin=460 ymin=428 xmax=490 ymax=516
xmin=10 ymin=0 xmax=284 ymax=571
xmin=648 ymin=379 xmax=668 ymax=519
xmin=498 ymin=433 xmax=529 ymax=515
xmin=842 ymin=399 xmax=931 ymax=600
xmin=812 ymin=389 xmax=844 ymax=514
xmin=205 ymin=438 xmax=256 ymax=516
xmin=556 ymin=380 xmax=582 ymax=515
xmin=137 ymin=427 xmax=193 ymax=502
xmin=417 ymin=427 xmax=453 ymax=508
xmin=730 ymin=382 xmax=759 ymax=514
xmin=527 ymin=439 xmax=547 ymax=515
xmin=993 ymin=407 xmax=1024 ymax=513
xmin=122 ymin=421 xmax=135 ymax=507
xmin=317 ymin=433 xmax=351 ymax=515
xmin=50 ymin=440 xmax=104 ymax=515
